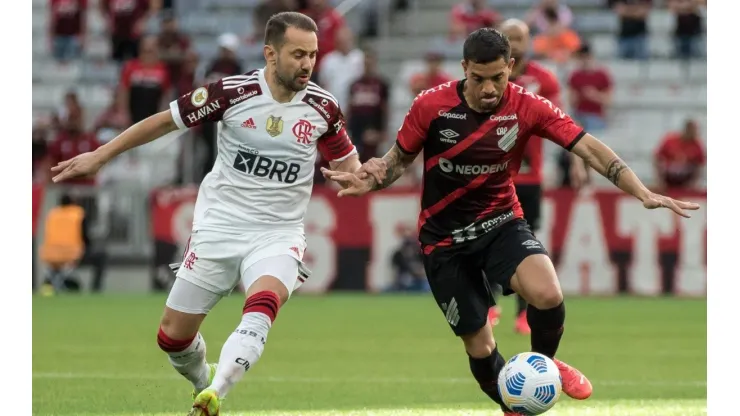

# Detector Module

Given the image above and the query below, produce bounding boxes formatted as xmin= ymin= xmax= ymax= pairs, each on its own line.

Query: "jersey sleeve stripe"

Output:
xmin=223 ymin=76 xmax=258 ymax=85
xmin=223 ymin=75 xmax=255 ymax=81
xmin=395 ymin=139 xmax=417 ymax=155
xmin=306 ymin=87 xmax=338 ymax=106
xmin=222 ymin=80 xmax=260 ymax=90
xmin=565 ymin=129 xmax=587 ymax=151
xmin=169 ymin=100 xmax=187 ymax=130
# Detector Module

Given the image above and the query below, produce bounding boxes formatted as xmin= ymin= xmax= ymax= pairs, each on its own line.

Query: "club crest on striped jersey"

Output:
xmin=497 ymin=123 xmax=519 ymax=152
xmin=266 ymin=115 xmax=284 ymax=137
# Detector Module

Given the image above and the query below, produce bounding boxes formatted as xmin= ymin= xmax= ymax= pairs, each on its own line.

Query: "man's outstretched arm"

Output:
xmin=570 ymin=133 xmax=700 ymax=217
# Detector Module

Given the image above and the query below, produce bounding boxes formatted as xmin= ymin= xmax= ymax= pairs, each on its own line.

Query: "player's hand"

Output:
xmin=356 ymin=158 xmax=387 ymax=185
xmin=320 ymin=168 xmax=373 ymax=197
xmin=642 ymin=192 xmax=701 ymax=218
xmin=51 ymin=151 xmax=105 ymax=183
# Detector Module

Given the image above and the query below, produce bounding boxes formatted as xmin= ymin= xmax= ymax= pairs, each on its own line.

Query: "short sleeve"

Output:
xmin=169 ymin=76 xmax=258 ymax=130
xmin=396 ymin=95 xmax=429 ymax=154
xmin=317 ymin=107 xmax=357 ymax=162
xmin=531 ymin=95 xmax=585 ymax=150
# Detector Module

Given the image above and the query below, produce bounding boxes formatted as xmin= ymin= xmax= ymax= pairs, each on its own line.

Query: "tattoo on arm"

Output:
xmin=370 ymin=145 xmax=418 ymax=191
xmin=605 ymin=157 xmax=628 ymax=186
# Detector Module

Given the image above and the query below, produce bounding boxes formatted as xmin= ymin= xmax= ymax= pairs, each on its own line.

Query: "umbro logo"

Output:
xmin=241 ymin=118 xmax=256 ymax=129
xmin=522 ymin=239 xmax=542 ymax=249
xmin=439 ymin=129 xmax=459 ymax=144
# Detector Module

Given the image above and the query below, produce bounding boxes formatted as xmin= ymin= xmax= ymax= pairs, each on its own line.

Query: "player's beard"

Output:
xmin=275 ymin=62 xmax=310 ymax=92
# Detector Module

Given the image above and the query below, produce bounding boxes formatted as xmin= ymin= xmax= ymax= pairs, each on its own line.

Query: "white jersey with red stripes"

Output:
xmin=169 ymin=68 xmax=356 ymax=233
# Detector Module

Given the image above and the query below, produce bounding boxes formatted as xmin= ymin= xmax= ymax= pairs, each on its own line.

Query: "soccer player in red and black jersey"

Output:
xmin=487 ymin=19 xmax=588 ymax=335
xmin=322 ymin=28 xmax=699 ymax=415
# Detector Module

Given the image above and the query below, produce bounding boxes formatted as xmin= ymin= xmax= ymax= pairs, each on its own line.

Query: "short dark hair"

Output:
xmin=264 ymin=12 xmax=319 ymax=48
xmin=463 ymin=28 xmax=511 ymax=64
xmin=543 ymin=6 xmax=559 ymax=23
xmin=576 ymin=42 xmax=592 ymax=56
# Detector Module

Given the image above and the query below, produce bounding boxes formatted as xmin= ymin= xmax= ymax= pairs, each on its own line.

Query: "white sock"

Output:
xmin=209 ymin=312 xmax=272 ymax=397
xmin=165 ymin=332 xmax=211 ymax=391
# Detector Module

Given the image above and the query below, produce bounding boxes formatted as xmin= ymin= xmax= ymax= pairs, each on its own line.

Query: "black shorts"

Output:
xmin=515 ymin=184 xmax=542 ymax=232
xmin=423 ymin=218 xmax=549 ymax=336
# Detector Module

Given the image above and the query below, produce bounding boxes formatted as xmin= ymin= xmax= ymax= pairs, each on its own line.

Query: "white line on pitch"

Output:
xmin=31 ymin=372 xmax=706 ymax=387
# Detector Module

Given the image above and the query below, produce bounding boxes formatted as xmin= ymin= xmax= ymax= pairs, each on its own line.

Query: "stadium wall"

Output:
xmin=150 ymin=187 xmax=706 ymax=297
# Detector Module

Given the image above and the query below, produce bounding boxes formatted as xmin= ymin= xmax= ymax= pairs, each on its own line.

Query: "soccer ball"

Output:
xmin=497 ymin=352 xmax=562 ymax=415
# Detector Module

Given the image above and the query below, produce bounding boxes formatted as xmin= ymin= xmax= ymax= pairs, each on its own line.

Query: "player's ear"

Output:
xmin=508 ymin=57 xmax=515 ymax=70
xmin=264 ymin=45 xmax=277 ymax=65
xmin=460 ymin=59 xmax=468 ymax=74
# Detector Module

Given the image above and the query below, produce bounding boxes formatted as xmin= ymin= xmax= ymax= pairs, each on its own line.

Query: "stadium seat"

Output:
xmin=574 ymin=11 xmax=619 ymax=33
xmin=32 ymin=61 xmax=82 ymax=85
xmin=87 ymin=10 xmax=107 ymax=36
xmin=32 ymin=9 xmax=48 ymax=34
xmin=650 ymin=35 xmax=674 ymax=58
xmin=603 ymin=60 xmax=646 ymax=83
xmin=648 ymin=11 xmax=675 ymax=35
xmin=647 ymin=60 xmax=683 ymax=82
xmin=590 ymin=35 xmax=617 ymax=59
xmin=81 ymin=62 xmax=121 ymax=85
xmin=203 ymin=0 xmax=263 ymax=9
xmin=393 ymin=10 xmax=449 ymax=36
xmin=85 ymin=37 xmax=111 ymax=60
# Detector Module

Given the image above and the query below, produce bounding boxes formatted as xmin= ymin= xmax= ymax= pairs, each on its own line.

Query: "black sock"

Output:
xmin=527 ymin=302 xmax=565 ymax=358
xmin=516 ymin=295 xmax=527 ymax=316
xmin=468 ymin=346 xmax=511 ymax=412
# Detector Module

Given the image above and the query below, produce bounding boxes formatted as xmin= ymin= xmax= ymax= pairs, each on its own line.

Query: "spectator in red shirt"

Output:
xmin=450 ymin=0 xmax=500 ymax=37
xmin=654 ymin=119 xmax=706 ymax=189
xmin=157 ymin=12 xmax=190 ymax=82
xmin=101 ymin=0 xmax=155 ymax=63
xmin=567 ymin=43 xmax=613 ymax=133
xmin=49 ymin=0 xmax=87 ymax=63
xmin=47 ymin=111 xmax=100 ymax=186
xmin=119 ymin=35 xmax=171 ymax=124
xmin=409 ymin=51 xmax=454 ymax=96
xmin=302 ymin=0 xmax=346 ymax=78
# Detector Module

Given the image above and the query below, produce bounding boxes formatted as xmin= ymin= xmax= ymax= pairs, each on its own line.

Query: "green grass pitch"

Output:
xmin=33 ymin=294 xmax=706 ymax=415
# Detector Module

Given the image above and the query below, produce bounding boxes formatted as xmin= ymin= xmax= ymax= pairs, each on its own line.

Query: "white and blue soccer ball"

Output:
xmin=497 ymin=352 xmax=562 ymax=415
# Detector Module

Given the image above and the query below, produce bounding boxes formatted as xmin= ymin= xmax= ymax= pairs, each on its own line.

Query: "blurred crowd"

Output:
xmin=33 ymin=0 xmax=706 ymax=292
xmin=33 ymin=0 xmax=706 ymax=193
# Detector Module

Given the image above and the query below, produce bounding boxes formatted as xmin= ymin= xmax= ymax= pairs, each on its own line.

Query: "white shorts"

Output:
xmin=166 ymin=252 xmax=310 ymax=315
xmin=172 ymin=227 xmax=309 ymax=295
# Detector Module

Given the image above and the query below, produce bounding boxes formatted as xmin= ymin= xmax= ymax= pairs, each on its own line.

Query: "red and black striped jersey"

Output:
xmin=397 ymin=80 xmax=584 ymax=252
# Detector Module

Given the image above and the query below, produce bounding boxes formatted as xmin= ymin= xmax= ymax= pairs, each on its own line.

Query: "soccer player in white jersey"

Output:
xmin=51 ymin=12 xmax=370 ymax=416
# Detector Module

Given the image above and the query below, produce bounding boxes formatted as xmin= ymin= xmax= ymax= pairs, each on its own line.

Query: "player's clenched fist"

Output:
xmin=51 ymin=151 xmax=106 ymax=183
